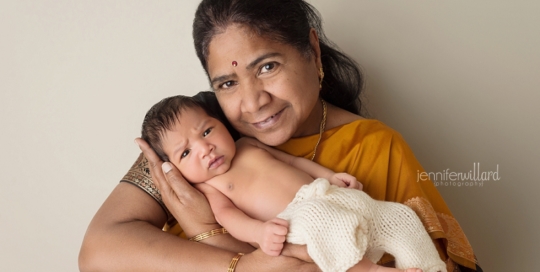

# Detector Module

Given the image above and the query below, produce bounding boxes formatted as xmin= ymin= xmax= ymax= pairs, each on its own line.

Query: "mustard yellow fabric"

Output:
xmin=275 ymin=119 xmax=476 ymax=269
xmin=122 ymin=119 xmax=477 ymax=270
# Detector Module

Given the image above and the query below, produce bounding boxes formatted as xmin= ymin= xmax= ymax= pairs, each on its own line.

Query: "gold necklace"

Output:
xmin=310 ymin=99 xmax=327 ymax=161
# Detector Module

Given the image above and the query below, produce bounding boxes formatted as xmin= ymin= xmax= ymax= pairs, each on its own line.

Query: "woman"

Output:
xmin=79 ymin=0 xmax=480 ymax=271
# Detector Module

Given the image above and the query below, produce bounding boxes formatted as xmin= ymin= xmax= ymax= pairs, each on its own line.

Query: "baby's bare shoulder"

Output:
xmin=235 ymin=138 xmax=266 ymax=153
xmin=234 ymin=139 xmax=277 ymax=166
xmin=235 ymin=137 xmax=259 ymax=148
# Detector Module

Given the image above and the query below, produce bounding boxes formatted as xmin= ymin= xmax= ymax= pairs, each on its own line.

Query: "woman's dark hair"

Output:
xmin=141 ymin=93 xmax=240 ymax=162
xmin=193 ymin=0 xmax=365 ymax=115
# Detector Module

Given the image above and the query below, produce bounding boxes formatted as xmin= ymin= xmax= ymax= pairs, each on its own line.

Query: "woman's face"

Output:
xmin=206 ymin=25 xmax=322 ymax=146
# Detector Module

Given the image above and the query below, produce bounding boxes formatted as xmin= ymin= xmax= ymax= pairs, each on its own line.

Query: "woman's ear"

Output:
xmin=308 ymin=28 xmax=322 ymax=68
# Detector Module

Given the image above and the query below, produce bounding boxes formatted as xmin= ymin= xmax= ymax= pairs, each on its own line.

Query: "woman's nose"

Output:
xmin=239 ymin=78 xmax=271 ymax=113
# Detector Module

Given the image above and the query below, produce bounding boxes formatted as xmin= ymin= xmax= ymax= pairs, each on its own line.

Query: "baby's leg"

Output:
xmin=348 ymin=258 xmax=422 ymax=272
xmin=369 ymin=201 xmax=446 ymax=272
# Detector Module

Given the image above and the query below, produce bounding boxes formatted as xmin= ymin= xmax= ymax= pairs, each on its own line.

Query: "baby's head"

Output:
xmin=141 ymin=95 xmax=237 ymax=183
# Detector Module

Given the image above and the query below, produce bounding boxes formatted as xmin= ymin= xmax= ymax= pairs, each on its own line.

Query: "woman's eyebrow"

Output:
xmin=245 ymin=52 xmax=281 ymax=70
xmin=210 ymin=52 xmax=281 ymax=86
xmin=211 ymin=74 xmax=232 ymax=86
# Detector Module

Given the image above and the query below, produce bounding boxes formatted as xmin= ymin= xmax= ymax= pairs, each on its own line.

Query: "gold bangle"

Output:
xmin=227 ymin=253 xmax=244 ymax=272
xmin=188 ymin=228 xmax=229 ymax=242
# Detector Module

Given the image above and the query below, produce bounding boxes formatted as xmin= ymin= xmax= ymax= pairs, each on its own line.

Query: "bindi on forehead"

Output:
xmin=207 ymin=25 xmax=263 ymax=65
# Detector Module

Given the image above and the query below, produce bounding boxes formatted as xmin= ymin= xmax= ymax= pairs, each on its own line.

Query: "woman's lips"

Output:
xmin=208 ymin=156 xmax=224 ymax=169
xmin=252 ymin=109 xmax=284 ymax=130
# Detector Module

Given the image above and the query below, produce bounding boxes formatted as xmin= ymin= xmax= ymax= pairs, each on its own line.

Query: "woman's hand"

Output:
xmin=238 ymin=247 xmax=321 ymax=272
xmin=135 ymin=138 xmax=219 ymax=237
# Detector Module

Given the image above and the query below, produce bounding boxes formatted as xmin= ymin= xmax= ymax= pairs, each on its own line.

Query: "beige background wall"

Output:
xmin=1 ymin=0 xmax=538 ymax=271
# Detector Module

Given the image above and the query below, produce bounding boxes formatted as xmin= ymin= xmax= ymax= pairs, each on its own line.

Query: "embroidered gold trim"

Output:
xmin=404 ymin=196 xmax=476 ymax=269
xmin=120 ymin=154 xmax=170 ymax=217
xmin=437 ymin=213 xmax=476 ymax=266
xmin=404 ymin=197 xmax=443 ymax=233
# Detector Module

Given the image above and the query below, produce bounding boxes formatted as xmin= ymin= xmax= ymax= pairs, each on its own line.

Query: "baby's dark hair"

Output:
xmin=141 ymin=92 xmax=239 ymax=162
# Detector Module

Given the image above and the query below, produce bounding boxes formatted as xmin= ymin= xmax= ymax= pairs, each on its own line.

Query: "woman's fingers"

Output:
xmin=135 ymin=138 xmax=197 ymax=198
xmin=240 ymin=250 xmax=321 ymax=272
xmin=135 ymin=138 xmax=192 ymax=208
xmin=281 ymin=244 xmax=314 ymax=263
xmin=161 ymin=162 xmax=218 ymax=232
xmin=161 ymin=162 xmax=202 ymax=205
xmin=135 ymin=138 xmax=218 ymax=235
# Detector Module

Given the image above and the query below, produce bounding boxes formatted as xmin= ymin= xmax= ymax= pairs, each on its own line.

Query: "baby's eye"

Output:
xmin=181 ymin=150 xmax=190 ymax=158
xmin=260 ymin=62 xmax=277 ymax=74
xmin=203 ymin=128 xmax=212 ymax=137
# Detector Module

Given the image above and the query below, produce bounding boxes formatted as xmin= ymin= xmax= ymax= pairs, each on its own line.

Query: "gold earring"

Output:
xmin=318 ymin=67 xmax=324 ymax=89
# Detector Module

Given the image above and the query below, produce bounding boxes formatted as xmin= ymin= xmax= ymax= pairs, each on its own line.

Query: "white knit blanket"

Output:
xmin=277 ymin=178 xmax=447 ymax=272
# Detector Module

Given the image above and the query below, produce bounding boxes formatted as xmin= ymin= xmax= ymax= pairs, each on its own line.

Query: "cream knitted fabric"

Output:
xmin=277 ymin=178 xmax=447 ymax=272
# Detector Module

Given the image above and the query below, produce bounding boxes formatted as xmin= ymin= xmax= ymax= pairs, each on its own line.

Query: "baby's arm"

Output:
xmin=239 ymin=137 xmax=361 ymax=189
xmin=194 ymin=183 xmax=289 ymax=256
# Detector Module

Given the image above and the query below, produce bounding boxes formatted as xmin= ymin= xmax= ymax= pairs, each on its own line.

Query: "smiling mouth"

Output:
xmin=252 ymin=109 xmax=284 ymax=128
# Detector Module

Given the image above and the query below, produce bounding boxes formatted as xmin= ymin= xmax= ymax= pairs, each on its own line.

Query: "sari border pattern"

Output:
xmin=404 ymin=196 xmax=443 ymax=233
xmin=405 ymin=196 xmax=476 ymax=269
xmin=437 ymin=213 xmax=476 ymax=266
xmin=120 ymin=154 xmax=169 ymax=216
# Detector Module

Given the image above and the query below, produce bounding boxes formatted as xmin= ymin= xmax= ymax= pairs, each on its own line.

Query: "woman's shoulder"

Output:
xmin=326 ymin=104 xmax=399 ymax=138
xmin=329 ymin=117 xmax=400 ymax=141
xmin=325 ymin=115 xmax=412 ymax=156
xmin=328 ymin=118 xmax=419 ymax=166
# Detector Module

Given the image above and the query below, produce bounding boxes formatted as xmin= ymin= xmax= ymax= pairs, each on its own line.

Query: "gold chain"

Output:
xmin=310 ymin=99 xmax=327 ymax=161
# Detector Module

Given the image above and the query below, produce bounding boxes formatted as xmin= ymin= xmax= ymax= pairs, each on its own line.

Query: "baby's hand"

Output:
xmin=330 ymin=173 xmax=363 ymax=190
xmin=257 ymin=218 xmax=289 ymax=256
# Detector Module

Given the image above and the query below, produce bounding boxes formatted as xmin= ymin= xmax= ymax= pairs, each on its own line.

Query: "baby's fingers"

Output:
xmin=348 ymin=180 xmax=362 ymax=190
xmin=270 ymin=218 xmax=289 ymax=232
xmin=265 ymin=242 xmax=285 ymax=256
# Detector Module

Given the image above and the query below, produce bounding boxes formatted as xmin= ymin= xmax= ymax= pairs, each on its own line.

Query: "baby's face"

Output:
xmin=161 ymin=107 xmax=236 ymax=183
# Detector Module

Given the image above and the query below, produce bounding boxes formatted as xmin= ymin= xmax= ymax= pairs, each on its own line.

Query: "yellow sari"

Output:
xmin=121 ymin=119 xmax=477 ymax=270
xmin=275 ymin=119 xmax=477 ymax=270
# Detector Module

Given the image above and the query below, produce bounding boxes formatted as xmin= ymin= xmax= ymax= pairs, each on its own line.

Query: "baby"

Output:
xmin=141 ymin=95 xmax=446 ymax=272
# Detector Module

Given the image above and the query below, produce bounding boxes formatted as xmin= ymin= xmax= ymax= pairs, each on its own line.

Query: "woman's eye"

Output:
xmin=203 ymin=128 xmax=212 ymax=137
xmin=218 ymin=81 xmax=235 ymax=89
xmin=260 ymin=62 xmax=277 ymax=74
xmin=181 ymin=150 xmax=190 ymax=158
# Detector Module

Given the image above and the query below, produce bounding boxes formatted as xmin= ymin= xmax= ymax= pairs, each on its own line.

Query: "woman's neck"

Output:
xmin=293 ymin=99 xmax=325 ymax=138
xmin=292 ymin=100 xmax=363 ymax=138
xmin=322 ymin=103 xmax=363 ymax=132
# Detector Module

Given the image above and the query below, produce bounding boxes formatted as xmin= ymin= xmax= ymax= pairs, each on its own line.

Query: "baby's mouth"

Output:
xmin=208 ymin=156 xmax=224 ymax=169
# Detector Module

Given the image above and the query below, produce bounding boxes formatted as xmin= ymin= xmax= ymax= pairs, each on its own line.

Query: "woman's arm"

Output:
xmin=78 ymin=139 xmax=321 ymax=271
xmin=79 ymin=182 xmax=246 ymax=271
